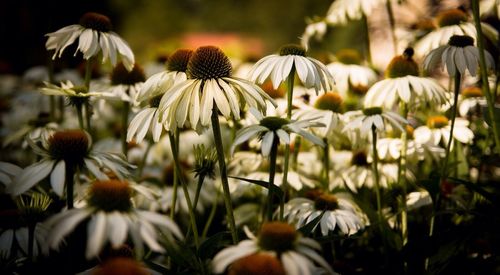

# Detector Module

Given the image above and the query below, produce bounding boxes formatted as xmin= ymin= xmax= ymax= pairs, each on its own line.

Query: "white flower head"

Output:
xmin=284 ymin=192 xmax=366 ymax=236
xmin=212 ymin=222 xmax=335 ymax=274
xmin=414 ymin=115 xmax=474 ymax=146
xmin=326 ymin=49 xmax=377 ymax=97
xmin=45 ymin=12 xmax=135 ymax=71
xmin=97 ymin=62 xmax=146 ymax=104
xmin=231 ymin=108 xmax=325 ymax=157
xmin=248 ymin=44 xmax=334 ymax=94
xmin=325 ymin=0 xmax=386 ymax=25
xmin=158 ymin=46 xmax=275 ymax=131
xmin=300 ymin=19 xmax=328 ymax=50
xmin=424 ymin=35 xmax=495 ymax=77
xmin=364 ymin=48 xmax=448 ymax=109
xmin=343 ymin=107 xmax=408 ymax=137
xmin=6 ymin=129 xmax=133 ymax=197
xmin=43 ymin=180 xmax=183 ymax=259
xmin=414 ymin=8 xmax=498 ymax=57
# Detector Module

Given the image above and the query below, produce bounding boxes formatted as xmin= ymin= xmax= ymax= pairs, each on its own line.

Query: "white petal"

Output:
xmin=7 ymin=159 xmax=55 ymax=196
xmin=107 ymin=212 xmax=128 ymax=247
xmin=86 ymin=212 xmax=107 ymax=259
xmin=50 ymin=160 xmax=66 ymax=197
xmin=261 ymin=131 xmax=275 ymax=157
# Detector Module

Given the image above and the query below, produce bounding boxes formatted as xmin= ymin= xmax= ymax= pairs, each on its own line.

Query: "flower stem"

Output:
xmin=168 ymin=131 xmax=200 ymax=249
xmin=397 ymin=102 xmax=409 ymax=245
xmin=371 ymin=126 xmax=382 ymax=225
xmin=471 ymin=0 xmax=500 ymax=152
xmin=266 ymin=136 xmax=279 ymax=221
xmin=362 ymin=14 xmax=373 ymax=64
xmin=75 ymin=103 xmax=85 ymax=130
xmin=122 ymin=101 xmax=130 ymax=157
xmin=426 ymin=72 xmax=461 ymax=271
xmin=385 ymin=0 xmax=398 ymax=55
xmin=322 ymin=138 xmax=330 ymax=190
xmin=83 ymin=58 xmax=93 ymax=133
xmin=137 ymin=142 xmax=152 ymax=178
xmin=211 ymin=105 xmax=238 ymax=243
xmin=280 ymin=68 xmax=296 ymax=221
xmin=170 ymin=130 xmax=180 ymax=221
xmin=202 ymin=191 xmax=220 ymax=239
xmin=65 ymin=165 xmax=75 ymax=209
xmin=193 ymin=175 xmax=204 ymax=212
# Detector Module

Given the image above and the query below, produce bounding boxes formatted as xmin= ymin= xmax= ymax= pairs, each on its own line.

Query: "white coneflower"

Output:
xmin=6 ymin=129 xmax=131 ymax=197
xmin=45 ymin=12 xmax=135 ymax=71
xmin=414 ymin=115 xmax=474 ymax=146
xmin=326 ymin=49 xmax=377 ymax=97
xmin=414 ymin=8 xmax=498 ymax=57
xmin=0 ymin=162 xmax=22 ymax=188
xmin=43 ymin=180 xmax=183 ymax=259
xmin=127 ymin=49 xmax=193 ymax=143
xmin=300 ymin=19 xmax=328 ymax=50
xmin=284 ymin=191 xmax=366 ymax=236
xmin=325 ymin=0 xmax=386 ymax=25
xmin=98 ymin=62 xmax=146 ymax=104
xmin=212 ymin=222 xmax=334 ymax=274
xmin=231 ymin=108 xmax=325 ymax=157
xmin=343 ymin=106 xmax=407 ymax=137
xmin=364 ymin=48 xmax=447 ymax=109
xmin=458 ymin=86 xmax=486 ymax=117
xmin=248 ymin=44 xmax=334 ymax=94
xmin=423 ymin=35 xmax=495 ymax=77
xmin=158 ymin=46 xmax=275 ymax=130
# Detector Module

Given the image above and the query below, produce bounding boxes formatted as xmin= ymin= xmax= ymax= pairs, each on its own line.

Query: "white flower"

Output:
xmin=325 ymin=0 xmax=386 ymax=25
xmin=248 ymin=44 xmax=334 ymax=94
xmin=231 ymin=108 xmax=325 ymax=157
xmin=326 ymin=61 xmax=377 ymax=97
xmin=0 ymin=223 xmax=48 ymax=259
xmin=414 ymin=116 xmax=474 ymax=146
xmin=414 ymin=9 xmax=498 ymax=57
xmin=424 ymin=35 xmax=495 ymax=77
xmin=284 ymin=193 xmax=366 ymax=236
xmin=43 ymin=180 xmax=183 ymax=259
xmin=406 ymin=190 xmax=432 ymax=211
xmin=343 ymin=107 xmax=407 ymax=137
xmin=212 ymin=222 xmax=334 ymax=274
xmin=158 ymin=46 xmax=275 ymax=130
xmin=480 ymin=0 xmax=500 ymax=18
xmin=0 ymin=162 xmax=22 ymax=188
xmin=127 ymin=49 xmax=192 ymax=143
xmin=300 ymin=20 xmax=328 ymax=50
xmin=6 ymin=129 xmax=132 ymax=197
xmin=45 ymin=12 xmax=135 ymax=71
xmin=41 ymin=80 xmax=104 ymax=98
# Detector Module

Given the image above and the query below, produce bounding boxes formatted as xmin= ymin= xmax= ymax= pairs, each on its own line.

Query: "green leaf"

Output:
xmin=228 ymin=175 xmax=283 ymax=200
xmin=448 ymin=177 xmax=499 ymax=205
xmin=298 ymin=211 xmax=325 ymax=235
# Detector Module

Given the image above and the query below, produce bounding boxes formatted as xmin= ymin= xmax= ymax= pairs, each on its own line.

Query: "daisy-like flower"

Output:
xmin=6 ymin=129 xmax=132 ymax=197
xmin=326 ymin=49 xmax=378 ymax=97
xmin=343 ymin=106 xmax=407 ymax=137
xmin=0 ymin=192 xmax=51 ymax=259
xmin=300 ymin=19 xmax=328 ymax=50
xmin=45 ymin=12 xmax=135 ymax=71
xmin=0 ymin=162 xmax=22 ymax=188
xmin=424 ymin=35 xmax=495 ymax=77
xmin=413 ymin=115 xmax=474 ymax=146
xmin=414 ymin=8 xmax=498 ymax=57
xmin=212 ymin=222 xmax=334 ymax=274
xmin=458 ymin=86 xmax=486 ymax=117
xmin=364 ymin=48 xmax=448 ymax=109
xmin=97 ymin=62 xmax=145 ymax=103
xmin=231 ymin=108 xmax=325 ymax=157
xmin=222 ymin=253 xmax=286 ymax=275
xmin=283 ymin=191 xmax=366 ymax=236
xmin=158 ymin=46 xmax=275 ymax=130
xmin=43 ymin=180 xmax=183 ymax=259
xmin=248 ymin=44 xmax=334 ymax=94
xmin=325 ymin=0 xmax=386 ymax=25
xmin=127 ymin=49 xmax=192 ymax=143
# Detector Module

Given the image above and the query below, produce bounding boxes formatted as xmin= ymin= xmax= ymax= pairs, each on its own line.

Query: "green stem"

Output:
xmin=385 ymin=0 xmax=398 ymax=55
xmin=83 ymin=58 xmax=93 ymax=133
xmin=27 ymin=224 xmax=35 ymax=262
xmin=122 ymin=101 xmax=130 ymax=157
xmin=210 ymin=105 xmax=238 ymax=244
xmin=193 ymin=175 xmax=205 ymax=212
xmin=202 ymin=191 xmax=220 ymax=239
xmin=266 ymin=136 xmax=279 ymax=221
xmin=170 ymin=130 xmax=179 ymax=220
xmin=322 ymin=138 xmax=330 ymax=190
xmin=75 ymin=103 xmax=84 ymax=130
xmin=362 ymin=14 xmax=373 ymax=64
xmin=398 ymin=102 xmax=409 ymax=245
xmin=471 ymin=0 xmax=500 ymax=151
xmin=426 ymin=73 xmax=461 ymax=271
xmin=137 ymin=142 xmax=152 ymax=178
xmin=280 ymin=68 xmax=295 ymax=221
xmin=371 ymin=126 xmax=382 ymax=226
xmin=168 ymin=131 xmax=199 ymax=249
xmin=66 ymin=165 xmax=75 ymax=209
xmin=291 ymin=136 xmax=301 ymax=171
